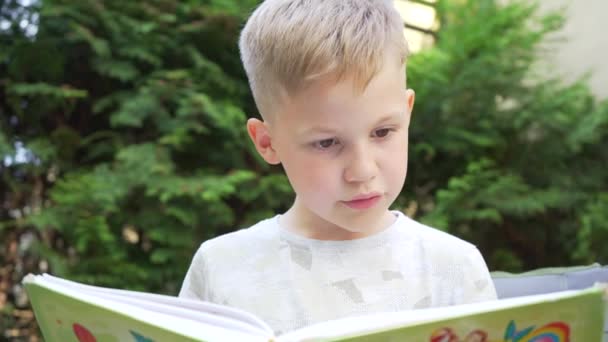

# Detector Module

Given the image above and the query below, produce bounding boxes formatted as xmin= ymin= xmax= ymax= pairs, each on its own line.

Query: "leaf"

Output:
xmin=110 ymin=91 xmax=161 ymax=128
xmin=150 ymin=249 xmax=175 ymax=264
xmin=68 ymin=22 xmax=111 ymax=57
xmin=93 ymin=58 xmax=139 ymax=82
xmin=9 ymin=82 xmax=88 ymax=98
xmin=0 ymin=132 xmax=14 ymax=158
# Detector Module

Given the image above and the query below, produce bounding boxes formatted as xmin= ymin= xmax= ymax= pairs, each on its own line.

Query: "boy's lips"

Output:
xmin=342 ymin=193 xmax=382 ymax=210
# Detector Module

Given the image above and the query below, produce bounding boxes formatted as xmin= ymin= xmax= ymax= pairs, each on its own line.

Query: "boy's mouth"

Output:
xmin=342 ymin=193 xmax=382 ymax=210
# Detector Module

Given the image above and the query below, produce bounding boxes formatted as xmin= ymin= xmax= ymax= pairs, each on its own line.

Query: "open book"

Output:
xmin=24 ymin=273 xmax=606 ymax=342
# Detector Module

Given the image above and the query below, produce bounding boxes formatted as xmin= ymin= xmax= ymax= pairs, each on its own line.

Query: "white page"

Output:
xmin=78 ymin=289 xmax=269 ymax=336
xmin=277 ymin=288 xmax=590 ymax=342
xmin=40 ymin=273 xmax=273 ymax=335
xmin=25 ymin=275 xmax=271 ymax=342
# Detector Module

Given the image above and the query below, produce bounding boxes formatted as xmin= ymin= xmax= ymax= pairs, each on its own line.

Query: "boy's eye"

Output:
xmin=313 ymin=138 xmax=338 ymax=149
xmin=373 ymin=128 xmax=392 ymax=138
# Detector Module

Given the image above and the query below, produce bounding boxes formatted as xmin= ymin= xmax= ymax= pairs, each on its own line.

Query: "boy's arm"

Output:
xmin=179 ymin=244 xmax=209 ymax=300
xmin=461 ymin=247 xmax=498 ymax=303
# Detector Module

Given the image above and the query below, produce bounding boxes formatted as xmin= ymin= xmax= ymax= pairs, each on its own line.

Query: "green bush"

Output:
xmin=405 ymin=0 xmax=608 ymax=271
xmin=1 ymin=0 xmax=292 ymax=297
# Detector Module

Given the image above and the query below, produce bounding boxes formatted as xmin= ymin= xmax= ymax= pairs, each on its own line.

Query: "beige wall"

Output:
xmin=535 ymin=0 xmax=608 ymax=99
xmin=396 ymin=0 xmax=607 ymax=99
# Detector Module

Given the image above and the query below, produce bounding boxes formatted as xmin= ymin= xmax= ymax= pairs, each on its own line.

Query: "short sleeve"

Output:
xmin=461 ymin=247 xmax=498 ymax=303
xmin=178 ymin=243 xmax=210 ymax=300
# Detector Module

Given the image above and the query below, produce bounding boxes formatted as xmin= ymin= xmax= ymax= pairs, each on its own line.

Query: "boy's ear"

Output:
xmin=406 ymin=89 xmax=416 ymax=113
xmin=246 ymin=118 xmax=281 ymax=165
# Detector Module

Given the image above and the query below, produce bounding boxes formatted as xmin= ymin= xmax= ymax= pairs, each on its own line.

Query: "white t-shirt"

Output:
xmin=179 ymin=211 xmax=497 ymax=334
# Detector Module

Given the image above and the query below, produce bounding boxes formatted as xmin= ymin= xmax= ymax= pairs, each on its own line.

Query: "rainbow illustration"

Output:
xmin=429 ymin=320 xmax=570 ymax=342
xmin=504 ymin=321 xmax=570 ymax=342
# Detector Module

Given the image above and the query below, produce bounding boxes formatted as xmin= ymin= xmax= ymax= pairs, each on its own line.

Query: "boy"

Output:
xmin=180 ymin=0 xmax=497 ymax=334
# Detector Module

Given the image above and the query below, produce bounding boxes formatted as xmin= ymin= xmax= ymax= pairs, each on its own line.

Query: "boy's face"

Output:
xmin=248 ymin=61 xmax=415 ymax=240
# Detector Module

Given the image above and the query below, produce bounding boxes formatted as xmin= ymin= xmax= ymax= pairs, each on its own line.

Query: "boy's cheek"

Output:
xmin=288 ymin=162 xmax=340 ymax=193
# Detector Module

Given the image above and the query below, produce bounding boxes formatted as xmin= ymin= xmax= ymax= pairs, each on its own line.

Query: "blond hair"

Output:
xmin=239 ymin=0 xmax=409 ymax=119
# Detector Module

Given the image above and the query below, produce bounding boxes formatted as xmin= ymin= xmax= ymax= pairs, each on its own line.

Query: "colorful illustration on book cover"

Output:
xmin=64 ymin=319 xmax=569 ymax=342
xmin=130 ymin=330 xmax=156 ymax=342
xmin=73 ymin=323 xmax=97 ymax=342
xmin=65 ymin=321 xmax=156 ymax=342
xmin=430 ymin=320 xmax=569 ymax=342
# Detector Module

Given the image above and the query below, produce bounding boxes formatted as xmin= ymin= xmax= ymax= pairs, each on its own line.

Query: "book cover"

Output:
xmin=23 ymin=274 xmax=607 ymax=342
xmin=24 ymin=276 xmax=264 ymax=342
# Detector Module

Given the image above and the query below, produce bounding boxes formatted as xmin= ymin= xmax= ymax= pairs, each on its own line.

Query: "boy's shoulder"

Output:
xmin=195 ymin=216 xmax=280 ymax=258
xmin=398 ymin=213 xmax=479 ymax=256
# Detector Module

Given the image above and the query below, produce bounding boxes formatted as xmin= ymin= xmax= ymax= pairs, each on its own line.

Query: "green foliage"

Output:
xmin=1 ymin=0 xmax=292 ymax=298
xmin=0 ymin=131 xmax=12 ymax=157
xmin=574 ymin=194 xmax=608 ymax=264
xmin=9 ymin=82 xmax=88 ymax=98
xmin=406 ymin=0 xmax=608 ymax=270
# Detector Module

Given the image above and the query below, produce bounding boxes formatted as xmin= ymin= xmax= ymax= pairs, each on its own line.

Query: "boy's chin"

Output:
xmin=327 ymin=209 xmax=396 ymax=237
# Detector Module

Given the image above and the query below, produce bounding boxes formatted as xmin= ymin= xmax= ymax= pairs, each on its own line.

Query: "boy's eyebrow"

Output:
xmin=301 ymin=111 xmax=404 ymax=136
xmin=374 ymin=111 xmax=404 ymax=125
xmin=301 ymin=126 xmax=338 ymax=136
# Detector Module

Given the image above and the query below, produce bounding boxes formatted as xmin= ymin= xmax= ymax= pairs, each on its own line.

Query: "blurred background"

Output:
xmin=1 ymin=0 xmax=606 ymax=340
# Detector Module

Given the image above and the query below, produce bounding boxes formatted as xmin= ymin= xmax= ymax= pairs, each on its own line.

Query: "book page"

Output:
xmin=75 ymin=287 xmax=269 ymax=336
xmin=40 ymin=273 xmax=273 ymax=336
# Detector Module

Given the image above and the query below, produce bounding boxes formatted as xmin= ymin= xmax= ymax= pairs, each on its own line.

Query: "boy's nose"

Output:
xmin=343 ymin=145 xmax=377 ymax=183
